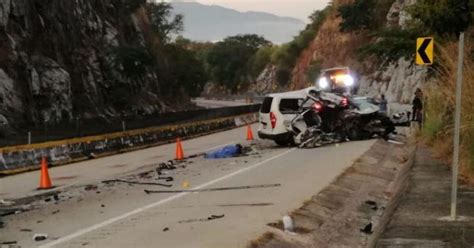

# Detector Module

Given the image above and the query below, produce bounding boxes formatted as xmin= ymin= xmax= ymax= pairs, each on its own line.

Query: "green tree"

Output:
xmin=147 ymin=2 xmax=184 ymax=43
xmin=358 ymin=28 xmax=420 ymax=64
xmin=408 ymin=0 xmax=472 ymax=37
xmin=164 ymin=44 xmax=208 ymax=97
xmin=206 ymin=35 xmax=271 ymax=92
xmin=338 ymin=0 xmax=375 ymax=31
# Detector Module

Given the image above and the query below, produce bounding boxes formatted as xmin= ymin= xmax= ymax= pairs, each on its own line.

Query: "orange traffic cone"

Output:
xmin=246 ymin=125 xmax=254 ymax=141
xmin=38 ymin=157 xmax=53 ymax=190
xmin=175 ymin=138 xmax=184 ymax=160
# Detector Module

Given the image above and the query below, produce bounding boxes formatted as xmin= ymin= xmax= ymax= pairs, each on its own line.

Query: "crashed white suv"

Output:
xmin=258 ymin=87 xmax=317 ymax=146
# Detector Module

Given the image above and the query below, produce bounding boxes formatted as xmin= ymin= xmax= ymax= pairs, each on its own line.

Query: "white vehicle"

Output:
xmin=258 ymin=87 xmax=317 ymax=146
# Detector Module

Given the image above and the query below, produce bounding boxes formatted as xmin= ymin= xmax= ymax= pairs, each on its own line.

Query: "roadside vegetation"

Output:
xmin=339 ymin=0 xmax=474 ymax=183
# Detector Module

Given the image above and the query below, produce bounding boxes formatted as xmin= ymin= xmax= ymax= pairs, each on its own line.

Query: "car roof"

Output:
xmin=266 ymin=87 xmax=317 ymax=99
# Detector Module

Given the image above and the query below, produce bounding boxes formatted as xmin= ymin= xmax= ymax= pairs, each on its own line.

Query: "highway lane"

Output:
xmin=1 ymin=125 xmax=376 ymax=247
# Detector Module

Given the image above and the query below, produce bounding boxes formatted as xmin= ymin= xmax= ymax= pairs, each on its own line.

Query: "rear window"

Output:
xmin=279 ymin=98 xmax=301 ymax=114
xmin=260 ymin=97 xmax=273 ymax=113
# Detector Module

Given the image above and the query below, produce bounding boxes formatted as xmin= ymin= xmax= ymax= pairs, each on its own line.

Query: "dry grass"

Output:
xmin=422 ymin=33 xmax=474 ymax=185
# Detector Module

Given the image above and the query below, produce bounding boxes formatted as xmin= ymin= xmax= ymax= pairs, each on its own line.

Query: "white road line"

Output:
xmin=39 ymin=147 xmax=296 ymax=248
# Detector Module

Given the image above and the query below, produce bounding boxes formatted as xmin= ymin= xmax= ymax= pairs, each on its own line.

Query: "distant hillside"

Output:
xmin=170 ymin=1 xmax=306 ymax=44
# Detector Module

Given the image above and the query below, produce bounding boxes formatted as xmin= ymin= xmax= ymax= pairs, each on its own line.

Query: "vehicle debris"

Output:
xmin=0 ymin=207 xmax=27 ymax=217
xmin=84 ymin=185 xmax=98 ymax=191
xmin=178 ymin=214 xmax=225 ymax=223
xmin=1 ymin=241 xmax=17 ymax=245
xmin=33 ymin=233 xmax=48 ymax=241
xmin=360 ymin=222 xmax=373 ymax=234
xmin=144 ymin=183 xmax=281 ymax=194
xmin=163 ymin=227 xmax=170 ymax=232
xmin=157 ymin=176 xmax=174 ymax=182
xmin=0 ymin=199 xmax=15 ymax=206
xmin=365 ymin=200 xmax=378 ymax=210
xmin=282 ymin=215 xmax=294 ymax=233
xmin=102 ymin=179 xmax=172 ymax=187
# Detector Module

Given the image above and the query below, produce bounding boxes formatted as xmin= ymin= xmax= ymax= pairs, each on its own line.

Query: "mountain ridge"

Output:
xmin=170 ymin=1 xmax=306 ymax=43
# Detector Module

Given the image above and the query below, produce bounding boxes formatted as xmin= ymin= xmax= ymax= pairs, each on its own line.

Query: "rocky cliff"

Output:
xmin=0 ymin=0 xmax=172 ymax=128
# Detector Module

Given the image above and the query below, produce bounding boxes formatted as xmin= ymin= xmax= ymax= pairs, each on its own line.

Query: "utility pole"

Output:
xmin=450 ymin=32 xmax=465 ymax=220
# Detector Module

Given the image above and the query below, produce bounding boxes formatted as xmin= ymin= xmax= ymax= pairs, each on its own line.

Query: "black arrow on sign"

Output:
xmin=417 ymin=38 xmax=432 ymax=64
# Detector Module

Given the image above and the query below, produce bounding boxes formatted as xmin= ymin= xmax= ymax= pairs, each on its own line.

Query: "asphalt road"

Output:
xmin=1 ymin=125 xmax=375 ymax=248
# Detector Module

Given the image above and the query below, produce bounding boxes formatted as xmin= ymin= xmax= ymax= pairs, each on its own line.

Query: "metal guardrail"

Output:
xmin=0 ymin=111 xmax=259 ymax=174
xmin=1 ymin=104 xmax=261 ymax=147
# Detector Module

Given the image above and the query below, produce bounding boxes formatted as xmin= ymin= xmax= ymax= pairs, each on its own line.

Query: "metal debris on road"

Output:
xmin=84 ymin=185 xmax=98 ymax=191
xmin=102 ymin=179 xmax=172 ymax=187
xmin=157 ymin=176 xmax=174 ymax=182
xmin=144 ymin=183 xmax=281 ymax=194
xmin=178 ymin=214 xmax=225 ymax=223
xmin=1 ymin=241 xmax=17 ymax=245
xmin=0 ymin=199 xmax=15 ymax=206
xmin=33 ymin=233 xmax=48 ymax=241
xmin=283 ymin=215 xmax=294 ymax=233
xmin=360 ymin=222 xmax=373 ymax=234
xmin=365 ymin=200 xmax=378 ymax=210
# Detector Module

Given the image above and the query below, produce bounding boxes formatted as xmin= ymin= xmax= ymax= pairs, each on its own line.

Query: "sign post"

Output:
xmin=450 ymin=32 xmax=465 ymax=220
xmin=416 ymin=37 xmax=434 ymax=65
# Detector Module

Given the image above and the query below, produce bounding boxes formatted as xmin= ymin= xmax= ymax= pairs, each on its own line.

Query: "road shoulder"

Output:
xmin=249 ymin=139 xmax=417 ymax=247
xmin=377 ymin=145 xmax=474 ymax=247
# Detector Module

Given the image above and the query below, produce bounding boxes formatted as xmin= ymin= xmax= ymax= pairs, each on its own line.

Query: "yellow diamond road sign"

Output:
xmin=416 ymin=37 xmax=434 ymax=65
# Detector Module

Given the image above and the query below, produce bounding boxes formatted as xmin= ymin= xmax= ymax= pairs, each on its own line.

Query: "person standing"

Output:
xmin=379 ymin=94 xmax=388 ymax=113
xmin=412 ymin=88 xmax=423 ymax=124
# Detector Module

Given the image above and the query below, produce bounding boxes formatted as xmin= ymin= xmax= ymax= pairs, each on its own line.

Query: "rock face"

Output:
xmin=249 ymin=65 xmax=287 ymax=95
xmin=0 ymin=0 xmax=169 ymax=127
xmin=358 ymin=0 xmax=425 ymax=114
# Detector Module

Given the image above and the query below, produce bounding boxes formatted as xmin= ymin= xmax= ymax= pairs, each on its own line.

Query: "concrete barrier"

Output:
xmin=0 ymin=113 xmax=258 ymax=175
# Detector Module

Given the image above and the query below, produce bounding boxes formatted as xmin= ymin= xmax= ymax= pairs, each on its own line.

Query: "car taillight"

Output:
xmin=312 ymin=103 xmax=322 ymax=112
xmin=270 ymin=112 xmax=277 ymax=129
xmin=341 ymin=97 xmax=348 ymax=107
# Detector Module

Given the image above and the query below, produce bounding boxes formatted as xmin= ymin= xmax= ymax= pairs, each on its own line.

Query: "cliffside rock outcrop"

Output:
xmin=357 ymin=0 xmax=426 ymax=114
xmin=0 ymin=0 xmax=170 ymax=127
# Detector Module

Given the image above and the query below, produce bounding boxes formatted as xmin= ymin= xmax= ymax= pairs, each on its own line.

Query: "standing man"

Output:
xmin=379 ymin=94 xmax=388 ymax=113
xmin=412 ymin=88 xmax=423 ymax=124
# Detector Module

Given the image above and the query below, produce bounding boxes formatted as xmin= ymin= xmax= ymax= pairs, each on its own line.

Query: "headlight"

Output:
xmin=343 ymin=75 xmax=354 ymax=86
xmin=318 ymin=77 xmax=329 ymax=89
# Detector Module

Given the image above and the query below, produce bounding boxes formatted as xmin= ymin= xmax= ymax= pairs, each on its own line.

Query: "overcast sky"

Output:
xmin=167 ymin=0 xmax=331 ymax=22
